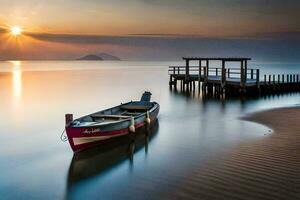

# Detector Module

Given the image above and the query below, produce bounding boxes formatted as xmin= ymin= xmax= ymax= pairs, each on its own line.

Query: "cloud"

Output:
xmin=0 ymin=27 xmax=6 ymax=33
xmin=1 ymin=29 xmax=300 ymax=61
xmin=141 ymin=0 xmax=300 ymax=9
xmin=26 ymin=32 xmax=201 ymax=47
xmin=26 ymin=30 xmax=300 ymax=45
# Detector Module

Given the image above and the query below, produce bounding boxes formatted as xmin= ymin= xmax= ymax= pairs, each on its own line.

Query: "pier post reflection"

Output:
xmin=170 ymin=88 xmax=261 ymax=114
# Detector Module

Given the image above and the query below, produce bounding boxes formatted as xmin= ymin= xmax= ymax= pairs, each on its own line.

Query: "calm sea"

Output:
xmin=0 ymin=61 xmax=299 ymax=200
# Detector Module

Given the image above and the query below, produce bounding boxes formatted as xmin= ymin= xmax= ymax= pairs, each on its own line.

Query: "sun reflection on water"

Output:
xmin=10 ymin=61 xmax=22 ymax=98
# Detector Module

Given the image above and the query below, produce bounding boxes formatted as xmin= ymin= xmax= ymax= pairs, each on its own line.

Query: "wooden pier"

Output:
xmin=168 ymin=57 xmax=300 ymax=97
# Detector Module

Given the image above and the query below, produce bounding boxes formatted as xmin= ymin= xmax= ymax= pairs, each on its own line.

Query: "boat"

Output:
xmin=65 ymin=91 xmax=160 ymax=153
xmin=66 ymin=120 xmax=159 ymax=193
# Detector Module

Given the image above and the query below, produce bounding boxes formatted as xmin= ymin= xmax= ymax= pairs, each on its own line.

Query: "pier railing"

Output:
xmin=262 ymin=74 xmax=300 ymax=84
xmin=168 ymin=66 xmax=259 ymax=82
xmin=169 ymin=65 xmax=300 ymax=95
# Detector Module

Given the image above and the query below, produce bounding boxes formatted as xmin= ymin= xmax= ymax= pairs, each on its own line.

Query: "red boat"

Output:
xmin=65 ymin=92 xmax=159 ymax=153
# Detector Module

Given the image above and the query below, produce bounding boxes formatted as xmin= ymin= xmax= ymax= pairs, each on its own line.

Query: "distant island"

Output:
xmin=77 ymin=53 xmax=121 ymax=61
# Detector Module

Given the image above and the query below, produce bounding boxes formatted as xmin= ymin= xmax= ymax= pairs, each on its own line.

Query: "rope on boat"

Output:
xmin=60 ymin=129 xmax=68 ymax=142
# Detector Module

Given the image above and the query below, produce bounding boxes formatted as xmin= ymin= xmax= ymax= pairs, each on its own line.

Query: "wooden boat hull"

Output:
xmin=66 ymin=102 xmax=159 ymax=153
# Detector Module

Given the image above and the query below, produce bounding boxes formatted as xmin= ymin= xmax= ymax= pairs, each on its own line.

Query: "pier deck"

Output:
xmin=171 ymin=74 xmax=258 ymax=86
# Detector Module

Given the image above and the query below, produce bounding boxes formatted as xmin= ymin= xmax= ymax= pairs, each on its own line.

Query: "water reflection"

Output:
xmin=171 ymin=88 xmax=300 ymax=115
xmin=0 ymin=61 xmax=299 ymax=200
xmin=66 ymin=120 xmax=159 ymax=199
xmin=10 ymin=61 xmax=22 ymax=98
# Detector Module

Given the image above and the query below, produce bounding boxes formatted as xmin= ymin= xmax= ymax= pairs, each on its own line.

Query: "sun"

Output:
xmin=11 ymin=26 xmax=23 ymax=36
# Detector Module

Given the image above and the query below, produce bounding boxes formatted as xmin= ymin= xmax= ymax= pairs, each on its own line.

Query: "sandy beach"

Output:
xmin=163 ymin=107 xmax=300 ymax=200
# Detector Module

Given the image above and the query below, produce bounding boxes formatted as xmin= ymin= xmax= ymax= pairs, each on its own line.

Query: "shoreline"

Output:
xmin=164 ymin=106 xmax=300 ymax=200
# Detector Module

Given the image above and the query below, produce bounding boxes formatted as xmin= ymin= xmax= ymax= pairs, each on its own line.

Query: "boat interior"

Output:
xmin=72 ymin=102 xmax=154 ymax=126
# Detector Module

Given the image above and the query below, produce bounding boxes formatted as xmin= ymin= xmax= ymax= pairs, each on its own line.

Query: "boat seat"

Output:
xmin=91 ymin=114 xmax=131 ymax=119
xmin=121 ymin=105 xmax=151 ymax=111
xmin=123 ymin=112 xmax=142 ymax=115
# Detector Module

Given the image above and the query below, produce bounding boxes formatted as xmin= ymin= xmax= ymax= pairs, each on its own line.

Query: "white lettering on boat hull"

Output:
xmin=73 ymin=133 xmax=128 ymax=146
xmin=83 ymin=128 xmax=101 ymax=134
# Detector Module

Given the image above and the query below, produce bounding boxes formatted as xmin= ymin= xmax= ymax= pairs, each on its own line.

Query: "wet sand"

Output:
xmin=163 ymin=107 xmax=300 ymax=200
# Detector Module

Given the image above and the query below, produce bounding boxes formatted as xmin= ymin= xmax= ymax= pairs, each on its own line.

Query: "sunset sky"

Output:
xmin=0 ymin=0 xmax=300 ymax=60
